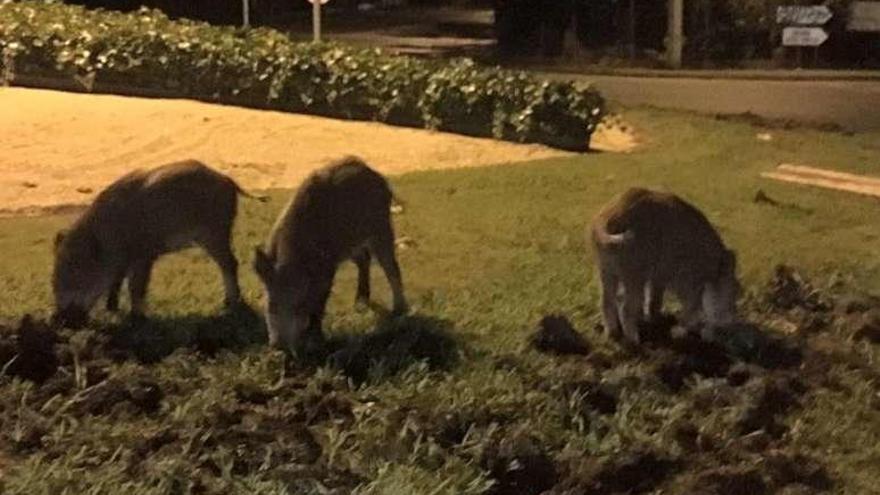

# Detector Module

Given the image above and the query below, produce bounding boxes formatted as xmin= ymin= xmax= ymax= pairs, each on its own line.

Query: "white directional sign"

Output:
xmin=848 ymin=2 xmax=880 ymax=32
xmin=782 ymin=27 xmax=829 ymax=46
xmin=776 ymin=5 xmax=833 ymax=25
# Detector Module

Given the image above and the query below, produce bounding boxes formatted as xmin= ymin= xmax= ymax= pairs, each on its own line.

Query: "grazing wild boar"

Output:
xmin=53 ymin=160 xmax=263 ymax=328
xmin=590 ymin=187 xmax=741 ymax=344
xmin=253 ymin=156 xmax=408 ymax=357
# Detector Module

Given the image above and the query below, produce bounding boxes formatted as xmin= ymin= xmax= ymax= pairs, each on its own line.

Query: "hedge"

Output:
xmin=0 ymin=0 xmax=605 ymax=151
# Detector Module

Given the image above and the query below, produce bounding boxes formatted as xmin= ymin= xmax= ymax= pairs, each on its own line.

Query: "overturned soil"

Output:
xmin=0 ymin=86 xmax=606 ymax=216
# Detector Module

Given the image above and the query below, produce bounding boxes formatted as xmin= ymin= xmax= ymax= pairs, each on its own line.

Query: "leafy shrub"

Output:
xmin=0 ymin=0 xmax=604 ymax=151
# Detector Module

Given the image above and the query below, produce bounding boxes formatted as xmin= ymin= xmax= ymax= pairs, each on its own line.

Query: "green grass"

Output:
xmin=1 ymin=107 xmax=879 ymax=494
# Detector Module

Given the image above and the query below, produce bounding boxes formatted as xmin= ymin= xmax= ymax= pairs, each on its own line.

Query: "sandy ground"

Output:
xmin=0 ymin=86 xmax=633 ymax=216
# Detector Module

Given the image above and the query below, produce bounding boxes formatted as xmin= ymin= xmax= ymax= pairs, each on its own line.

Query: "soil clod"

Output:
xmin=483 ymin=432 xmax=559 ymax=495
xmin=690 ymin=466 xmax=769 ymax=495
xmin=591 ymin=450 xmax=676 ymax=494
xmin=530 ymin=315 xmax=590 ymax=356
xmin=765 ymin=265 xmax=832 ymax=313
xmin=3 ymin=315 xmax=58 ymax=383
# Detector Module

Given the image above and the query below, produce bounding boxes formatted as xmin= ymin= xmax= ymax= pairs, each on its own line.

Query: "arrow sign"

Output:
xmin=776 ymin=5 xmax=833 ymax=25
xmin=782 ymin=26 xmax=829 ymax=46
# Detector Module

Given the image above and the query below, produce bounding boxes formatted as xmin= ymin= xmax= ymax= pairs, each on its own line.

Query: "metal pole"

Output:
xmin=313 ymin=0 xmax=322 ymax=42
xmin=242 ymin=0 xmax=250 ymax=27
xmin=666 ymin=0 xmax=684 ymax=68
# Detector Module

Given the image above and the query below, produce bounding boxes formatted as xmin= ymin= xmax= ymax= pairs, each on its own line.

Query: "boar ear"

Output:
xmin=54 ymin=229 xmax=69 ymax=253
xmin=253 ymin=246 xmax=275 ymax=283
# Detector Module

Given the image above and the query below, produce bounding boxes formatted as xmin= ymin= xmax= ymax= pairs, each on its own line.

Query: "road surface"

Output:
xmin=558 ymin=74 xmax=880 ymax=132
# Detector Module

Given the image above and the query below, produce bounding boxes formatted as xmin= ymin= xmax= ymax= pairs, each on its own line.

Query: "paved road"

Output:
xmin=555 ymin=74 xmax=880 ymax=132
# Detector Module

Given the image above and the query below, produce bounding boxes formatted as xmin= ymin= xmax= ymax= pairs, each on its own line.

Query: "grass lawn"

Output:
xmin=1 ymin=106 xmax=879 ymax=494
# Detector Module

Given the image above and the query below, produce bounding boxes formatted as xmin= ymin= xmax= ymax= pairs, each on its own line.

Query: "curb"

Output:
xmin=521 ymin=66 xmax=880 ymax=82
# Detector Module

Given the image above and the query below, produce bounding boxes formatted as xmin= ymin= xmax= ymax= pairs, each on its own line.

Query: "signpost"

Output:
xmin=665 ymin=0 xmax=684 ymax=68
xmin=776 ymin=5 xmax=832 ymax=67
xmin=308 ymin=0 xmax=331 ymax=42
xmin=242 ymin=0 xmax=250 ymax=27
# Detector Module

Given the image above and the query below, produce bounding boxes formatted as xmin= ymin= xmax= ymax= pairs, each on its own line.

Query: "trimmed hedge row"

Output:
xmin=0 ymin=0 xmax=605 ymax=151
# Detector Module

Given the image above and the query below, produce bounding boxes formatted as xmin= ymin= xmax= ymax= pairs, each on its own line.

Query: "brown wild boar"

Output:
xmin=253 ymin=156 xmax=408 ymax=357
xmin=590 ymin=187 xmax=741 ymax=344
xmin=53 ymin=160 xmax=263 ymax=328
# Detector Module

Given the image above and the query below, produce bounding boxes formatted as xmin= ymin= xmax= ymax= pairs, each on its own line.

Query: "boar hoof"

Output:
xmin=391 ymin=303 xmax=410 ymax=317
xmin=127 ymin=311 xmax=147 ymax=326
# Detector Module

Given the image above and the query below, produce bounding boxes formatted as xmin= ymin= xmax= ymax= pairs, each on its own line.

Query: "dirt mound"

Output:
xmin=853 ymin=310 xmax=880 ymax=343
xmin=64 ymin=375 xmax=163 ymax=417
xmin=530 ymin=315 xmax=591 ymax=356
xmin=551 ymin=450 xmax=677 ymax=495
xmin=763 ymin=451 xmax=833 ymax=491
xmin=764 ymin=265 xmax=833 ymax=313
xmin=481 ymin=431 xmax=559 ymax=495
xmin=590 ymin=451 xmax=677 ymax=494
xmin=736 ymin=374 xmax=805 ymax=438
xmin=654 ymin=335 xmax=733 ymax=392
xmin=688 ymin=466 xmax=769 ymax=495
xmin=0 ymin=315 xmax=59 ymax=383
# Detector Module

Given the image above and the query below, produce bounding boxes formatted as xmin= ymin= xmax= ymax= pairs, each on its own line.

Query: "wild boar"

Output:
xmin=253 ymin=156 xmax=408 ymax=357
xmin=590 ymin=187 xmax=741 ymax=345
xmin=52 ymin=160 xmax=263 ymax=328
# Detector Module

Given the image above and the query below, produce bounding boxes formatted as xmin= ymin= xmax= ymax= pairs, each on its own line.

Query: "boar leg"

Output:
xmin=646 ymin=279 xmax=666 ymax=322
xmin=678 ymin=285 xmax=704 ymax=332
xmin=200 ymin=235 xmax=241 ymax=307
xmin=106 ymin=268 xmax=127 ymax=312
xmin=618 ymin=275 xmax=645 ymax=345
xmin=599 ymin=269 xmax=623 ymax=340
xmin=352 ymin=248 xmax=371 ymax=307
xmin=128 ymin=257 xmax=156 ymax=316
xmin=298 ymin=282 xmax=332 ymax=357
xmin=370 ymin=226 xmax=407 ymax=315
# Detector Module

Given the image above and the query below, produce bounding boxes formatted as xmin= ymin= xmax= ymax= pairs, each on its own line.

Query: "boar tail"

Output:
xmin=592 ymin=223 xmax=634 ymax=247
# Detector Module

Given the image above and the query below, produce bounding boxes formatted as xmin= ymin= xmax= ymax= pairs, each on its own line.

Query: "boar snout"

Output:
xmin=52 ymin=305 xmax=89 ymax=329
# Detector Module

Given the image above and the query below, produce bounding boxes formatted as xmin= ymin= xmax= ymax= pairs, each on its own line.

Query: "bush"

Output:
xmin=0 ymin=0 xmax=604 ymax=151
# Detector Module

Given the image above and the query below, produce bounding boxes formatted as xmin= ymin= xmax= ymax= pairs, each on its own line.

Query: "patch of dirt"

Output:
xmin=530 ymin=315 xmax=591 ymax=356
xmin=204 ymin=422 xmax=322 ymax=475
xmin=551 ymin=450 xmax=676 ymax=495
xmin=687 ymin=466 xmax=769 ymax=495
xmin=654 ymin=335 xmax=733 ymax=392
xmin=589 ymin=451 xmax=676 ymax=494
xmin=482 ymin=431 xmax=559 ymax=495
xmin=0 ymin=315 xmax=59 ymax=384
xmin=66 ymin=376 xmax=163 ymax=417
xmin=762 ymin=451 xmax=833 ymax=491
xmin=735 ymin=374 xmax=805 ymax=438
xmin=764 ymin=265 xmax=833 ymax=313
xmin=0 ymin=87 xmax=574 ymax=216
xmin=852 ymin=309 xmax=880 ymax=343
xmin=591 ymin=117 xmax=641 ymax=153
